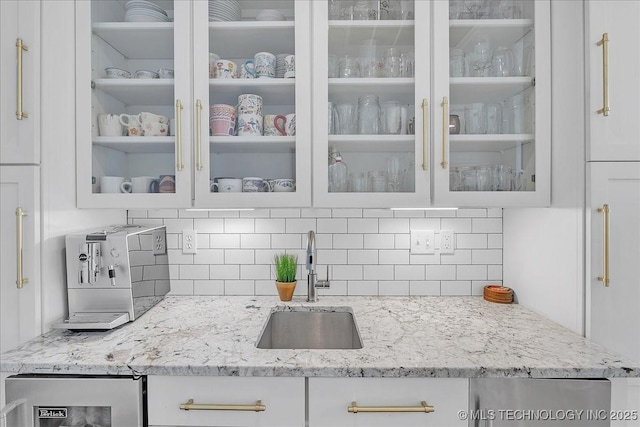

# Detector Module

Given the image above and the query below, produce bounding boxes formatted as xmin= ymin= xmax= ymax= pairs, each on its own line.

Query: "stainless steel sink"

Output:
xmin=256 ymin=307 xmax=363 ymax=349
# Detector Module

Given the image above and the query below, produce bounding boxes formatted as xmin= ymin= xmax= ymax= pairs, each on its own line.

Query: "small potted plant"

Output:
xmin=274 ymin=253 xmax=298 ymax=301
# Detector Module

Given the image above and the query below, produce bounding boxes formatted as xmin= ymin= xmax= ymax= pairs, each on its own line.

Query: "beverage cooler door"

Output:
xmin=2 ymin=375 xmax=143 ymax=427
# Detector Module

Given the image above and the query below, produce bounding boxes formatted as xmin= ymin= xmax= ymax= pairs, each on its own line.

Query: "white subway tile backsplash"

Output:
xmin=255 ymin=218 xmax=286 ymax=234
xmin=317 ymin=218 xmax=348 ymax=234
xmin=225 ymin=218 xmax=255 ymax=233
xmin=409 ymin=280 xmax=441 ymax=296
xmin=347 ymin=218 xmax=378 ymax=233
xmin=379 ymin=280 xmax=410 ymax=296
xmin=132 ymin=208 xmax=502 ymax=297
xmin=472 ymin=218 xmax=502 ymax=233
xmin=395 ymin=265 xmax=426 ymax=280
xmin=379 ymin=218 xmax=409 ymax=233
xmin=363 ymin=265 xmax=394 ymax=281
xmin=472 ymin=249 xmax=503 ymax=265
xmin=363 ymin=233 xmax=394 ymax=249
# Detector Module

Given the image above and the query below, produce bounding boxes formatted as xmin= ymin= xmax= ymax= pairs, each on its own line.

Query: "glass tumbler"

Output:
xmin=464 ymin=103 xmax=487 ymax=134
xmin=381 ymin=101 xmax=402 ymax=134
xmin=449 ymin=49 xmax=465 ymax=77
xmin=486 ymin=103 xmax=502 ymax=134
xmin=337 ymin=55 xmax=361 ymax=78
xmin=491 ymin=46 xmax=515 ymax=77
xmin=475 ymin=166 xmax=491 ymax=191
xmin=336 ymin=102 xmax=358 ymax=134
xmin=369 ymin=171 xmax=388 ymax=192
xmin=353 ymin=0 xmax=377 ymax=19
xmin=382 ymin=48 xmax=403 ymax=78
xmin=349 ymin=172 xmax=369 ymax=192
xmin=328 ymin=102 xmax=339 ymax=135
xmin=357 ymin=94 xmax=381 ymax=134
xmin=460 ymin=166 xmax=477 ymax=191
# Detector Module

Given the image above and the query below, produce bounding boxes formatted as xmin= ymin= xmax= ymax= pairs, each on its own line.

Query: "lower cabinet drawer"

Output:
xmin=308 ymin=377 xmax=469 ymax=427
xmin=148 ymin=376 xmax=305 ymax=427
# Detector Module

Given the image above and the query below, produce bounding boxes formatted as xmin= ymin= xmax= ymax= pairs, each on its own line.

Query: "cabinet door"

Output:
xmin=147 ymin=376 xmax=304 ymax=427
xmin=192 ymin=0 xmax=311 ymax=208
xmin=587 ymin=1 xmax=640 ymax=161
xmin=312 ymin=0 xmax=431 ymax=208
xmin=432 ymin=0 xmax=550 ymax=207
xmin=0 ymin=0 xmax=40 ymax=165
xmin=308 ymin=377 xmax=468 ymax=427
xmin=0 ymin=166 xmax=41 ymax=357
xmin=587 ymin=162 xmax=640 ymax=365
xmin=75 ymin=0 xmax=192 ymax=208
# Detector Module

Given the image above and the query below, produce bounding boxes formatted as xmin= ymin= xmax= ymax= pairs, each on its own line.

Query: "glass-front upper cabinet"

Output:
xmin=432 ymin=0 xmax=550 ymax=207
xmin=312 ymin=0 xmax=431 ymax=208
xmin=192 ymin=0 xmax=311 ymax=208
xmin=76 ymin=0 xmax=192 ymax=208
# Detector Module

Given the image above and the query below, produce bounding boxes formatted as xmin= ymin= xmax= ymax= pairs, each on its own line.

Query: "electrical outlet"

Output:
xmin=410 ymin=230 xmax=435 ymax=254
xmin=440 ymin=230 xmax=454 ymax=254
xmin=152 ymin=229 xmax=166 ymax=255
xmin=182 ymin=230 xmax=197 ymax=254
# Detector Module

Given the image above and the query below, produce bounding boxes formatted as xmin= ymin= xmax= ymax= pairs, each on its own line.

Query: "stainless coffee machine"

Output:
xmin=54 ymin=224 xmax=170 ymax=330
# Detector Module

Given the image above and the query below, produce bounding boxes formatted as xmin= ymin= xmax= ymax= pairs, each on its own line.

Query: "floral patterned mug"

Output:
xmin=254 ymin=52 xmax=276 ymax=78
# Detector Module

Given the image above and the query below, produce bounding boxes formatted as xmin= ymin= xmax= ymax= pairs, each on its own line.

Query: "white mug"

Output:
xmin=100 ymin=176 xmax=126 ymax=193
xmin=213 ymin=178 xmax=243 ymax=193
xmin=98 ymin=113 xmax=124 ymax=136
xmin=119 ymin=114 xmax=143 ymax=136
xmin=121 ymin=176 xmax=156 ymax=193
xmin=237 ymin=113 xmax=263 ymax=136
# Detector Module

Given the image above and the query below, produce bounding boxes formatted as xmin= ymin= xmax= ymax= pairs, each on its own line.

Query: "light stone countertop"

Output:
xmin=1 ymin=296 xmax=638 ymax=378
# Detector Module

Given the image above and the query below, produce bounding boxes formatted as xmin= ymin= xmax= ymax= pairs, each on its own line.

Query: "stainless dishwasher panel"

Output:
xmin=469 ymin=378 xmax=611 ymax=426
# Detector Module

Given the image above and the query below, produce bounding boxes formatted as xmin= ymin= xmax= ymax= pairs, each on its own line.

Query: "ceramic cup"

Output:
xmin=210 ymin=104 xmax=237 ymax=136
xmin=157 ymin=68 xmax=174 ymax=78
xmin=134 ymin=69 xmax=159 ymax=79
xmin=149 ymin=175 xmax=176 ymax=193
xmin=100 ymin=176 xmax=126 ymax=193
xmin=237 ymin=94 xmax=263 ymax=115
xmin=212 ymin=59 xmax=237 ymax=79
xmin=240 ymin=60 xmax=256 ymax=78
xmin=263 ymin=114 xmax=287 ymax=136
xmin=119 ymin=114 xmax=144 ymax=136
xmin=210 ymin=177 xmax=234 ymax=192
xmin=97 ymin=113 xmax=124 ymax=136
xmin=284 ymin=113 xmax=296 ymax=136
xmin=139 ymin=112 xmax=169 ymax=136
xmin=213 ymin=178 xmax=243 ymax=193
xmin=105 ymin=67 xmax=131 ymax=79
xmin=284 ymin=54 xmax=295 ymax=78
xmin=269 ymin=178 xmax=295 ymax=192
xmin=237 ymin=113 xmax=263 ymax=136
xmin=254 ymin=52 xmax=276 ymax=78
xmin=243 ymin=177 xmax=271 ymax=192
xmin=209 ymin=52 xmax=221 ymax=77
xmin=121 ymin=176 xmax=156 ymax=193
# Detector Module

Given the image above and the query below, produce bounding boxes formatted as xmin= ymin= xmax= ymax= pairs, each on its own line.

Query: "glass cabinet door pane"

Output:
xmin=82 ymin=0 xmax=191 ymax=208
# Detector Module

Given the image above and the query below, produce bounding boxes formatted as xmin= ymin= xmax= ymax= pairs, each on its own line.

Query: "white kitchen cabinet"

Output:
xmin=0 ymin=166 xmax=41 ymax=406
xmin=0 ymin=0 xmax=40 ymax=165
xmin=308 ymin=377 xmax=468 ymax=427
xmin=431 ymin=0 xmax=551 ymax=207
xmin=312 ymin=0 xmax=550 ymax=208
xmin=147 ymin=376 xmax=305 ymax=427
xmin=586 ymin=162 xmax=640 ymax=366
xmin=76 ymin=0 xmax=311 ymax=209
xmin=586 ymin=1 xmax=640 ymax=161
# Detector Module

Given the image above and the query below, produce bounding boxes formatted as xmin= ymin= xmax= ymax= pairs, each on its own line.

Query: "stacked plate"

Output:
xmin=276 ymin=54 xmax=289 ymax=78
xmin=256 ymin=9 xmax=286 ymax=21
xmin=209 ymin=0 xmax=241 ymax=22
xmin=125 ymin=0 xmax=170 ymax=22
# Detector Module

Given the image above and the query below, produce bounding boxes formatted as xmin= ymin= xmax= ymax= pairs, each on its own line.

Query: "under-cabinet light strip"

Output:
xmin=390 ymin=207 xmax=459 ymax=211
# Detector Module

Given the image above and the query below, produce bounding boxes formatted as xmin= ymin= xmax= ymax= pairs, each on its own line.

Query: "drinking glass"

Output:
xmin=475 ymin=166 xmax=491 ymax=191
xmin=328 ymin=102 xmax=339 ymax=135
xmin=328 ymin=54 xmax=338 ymax=78
xmin=486 ymin=103 xmax=502 ymax=134
xmin=328 ymin=0 xmax=341 ymax=19
xmin=460 ymin=166 xmax=477 ymax=191
xmin=449 ymin=167 xmax=463 ymax=191
xmin=491 ymin=46 xmax=515 ymax=77
xmin=337 ymin=55 xmax=361 ymax=78
xmin=464 ymin=103 xmax=487 ymax=134
xmin=359 ymin=39 xmax=378 ymax=77
xmin=353 ymin=0 xmax=377 ymax=19
xmin=449 ymin=49 xmax=465 ymax=77
xmin=382 ymin=47 xmax=403 ymax=78
xmin=400 ymin=52 xmax=414 ymax=77
xmin=336 ymin=102 xmax=357 ymax=134
xmin=387 ymin=156 xmax=404 ymax=192
xmin=369 ymin=171 xmax=388 ymax=192
xmin=349 ymin=172 xmax=369 ymax=192
xmin=381 ymin=101 xmax=402 ymax=134
xmin=358 ymin=95 xmax=381 ymax=134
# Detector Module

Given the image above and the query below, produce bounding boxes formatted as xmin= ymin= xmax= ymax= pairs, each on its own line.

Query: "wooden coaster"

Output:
xmin=483 ymin=285 xmax=514 ymax=304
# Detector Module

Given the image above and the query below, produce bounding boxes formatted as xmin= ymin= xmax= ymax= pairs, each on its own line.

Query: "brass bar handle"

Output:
xmin=176 ymin=99 xmax=184 ymax=171
xmin=421 ymin=99 xmax=428 ymax=171
xmin=597 ymin=204 xmax=610 ymax=287
xmin=16 ymin=38 xmax=29 ymax=120
xmin=596 ymin=33 xmax=610 ymax=116
xmin=15 ymin=207 xmax=29 ymax=288
xmin=348 ymin=401 xmax=434 ymax=414
xmin=180 ymin=399 xmax=265 ymax=412
xmin=196 ymin=99 xmax=203 ymax=171
xmin=441 ymin=97 xmax=448 ymax=169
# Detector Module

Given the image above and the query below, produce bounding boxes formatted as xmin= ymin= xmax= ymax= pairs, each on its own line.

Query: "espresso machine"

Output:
xmin=54 ymin=224 xmax=170 ymax=330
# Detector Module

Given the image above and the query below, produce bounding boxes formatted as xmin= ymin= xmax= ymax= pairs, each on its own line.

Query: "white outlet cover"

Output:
xmin=182 ymin=230 xmax=197 ymax=254
xmin=440 ymin=230 xmax=454 ymax=254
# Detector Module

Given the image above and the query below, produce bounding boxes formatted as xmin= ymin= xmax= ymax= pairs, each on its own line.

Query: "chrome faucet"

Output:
xmin=306 ymin=230 xmax=330 ymax=302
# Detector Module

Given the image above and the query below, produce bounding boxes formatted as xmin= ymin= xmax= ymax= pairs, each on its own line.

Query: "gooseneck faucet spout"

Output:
xmin=306 ymin=230 xmax=330 ymax=302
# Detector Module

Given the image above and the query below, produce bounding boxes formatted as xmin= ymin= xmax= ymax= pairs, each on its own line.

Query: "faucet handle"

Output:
xmin=316 ymin=265 xmax=331 ymax=289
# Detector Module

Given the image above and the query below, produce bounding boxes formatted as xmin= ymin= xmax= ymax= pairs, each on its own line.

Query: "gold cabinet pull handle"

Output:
xmin=597 ymin=204 xmax=610 ymax=286
xmin=16 ymin=38 xmax=29 ymax=120
xmin=596 ymin=33 xmax=610 ymax=116
xmin=175 ymin=99 xmax=184 ymax=171
xmin=15 ymin=207 xmax=29 ymax=288
xmin=348 ymin=401 xmax=434 ymax=414
xmin=195 ymin=99 xmax=203 ymax=171
xmin=441 ymin=96 xmax=448 ymax=169
xmin=421 ymin=99 xmax=428 ymax=171
xmin=180 ymin=399 xmax=265 ymax=412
